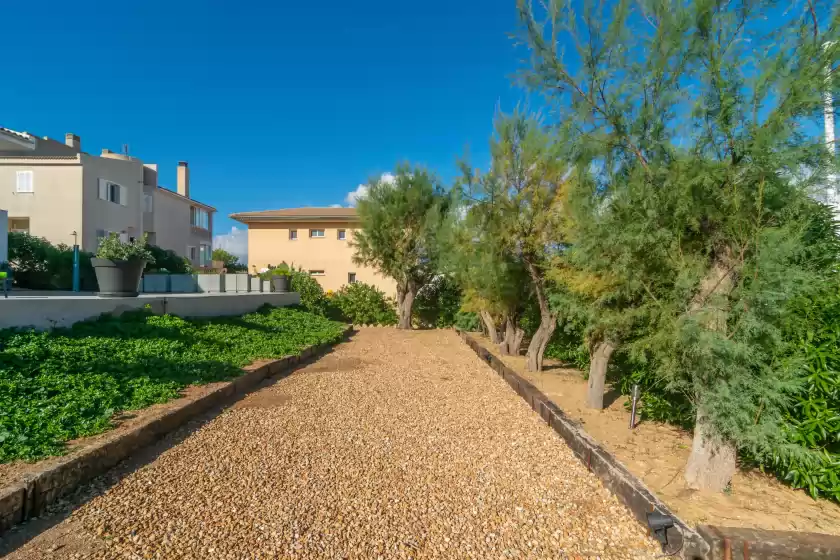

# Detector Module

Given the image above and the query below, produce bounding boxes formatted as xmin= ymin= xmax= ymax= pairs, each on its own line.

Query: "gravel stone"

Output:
xmin=6 ymin=328 xmax=659 ymax=559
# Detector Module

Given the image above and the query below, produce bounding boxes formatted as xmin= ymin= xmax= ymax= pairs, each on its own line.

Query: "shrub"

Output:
xmin=95 ymin=233 xmax=155 ymax=262
xmin=413 ymin=275 xmax=462 ymax=328
xmin=453 ymin=311 xmax=481 ymax=332
xmin=331 ymin=282 xmax=398 ymax=325
xmin=7 ymin=232 xmax=97 ymax=291
xmin=290 ymin=269 xmax=329 ymax=315
xmin=260 ymin=262 xmax=291 ymax=280
xmin=146 ymin=246 xmax=191 ymax=274
xmin=0 ymin=307 xmax=346 ymax=462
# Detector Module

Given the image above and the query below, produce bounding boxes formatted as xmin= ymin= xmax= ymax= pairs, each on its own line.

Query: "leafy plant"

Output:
xmin=453 ymin=311 xmax=481 ymax=332
xmin=146 ymin=246 xmax=190 ymax=274
xmin=211 ymin=248 xmax=246 ymax=272
xmin=260 ymin=262 xmax=291 ymax=280
xmin=0 ymin=307 xmax=346 ymax=462
xmin=7 ymin=232 xmax=98 ymax=291
xmin=95 ymin=233 xmax=154 ymax=263
xmin=290 ymin=269 xmax=328 ymax=315
xmin=331 ymin=282 xmax=398 ymax=326
xmin=413 ymin=275 xmax=462 ymax=328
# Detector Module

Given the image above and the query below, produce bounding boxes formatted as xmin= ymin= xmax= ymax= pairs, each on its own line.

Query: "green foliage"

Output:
xmin=331 ymin=282 xmax=397 ymax=326
xmin=353 ymin=165 xmax=448 ymax=308
xmin=260 ymin=262 xmax=291 ymax=280
xmin=453 ymin=311 xmax=481 ymax=332
xmin=212 ymin=248 xmax=246 ymax=272
xmin=519 ymin=0 xmax=840 ymax=474
xmin=765 ymin=281 xmax=840 ymax=501
xmin=290 ymin=269 xmax=328 ymax=315
xmin=95 ymin=233 xmax=155 ymax=263
xmin=413 ymin=275 xmax=462 ymax=328
xmin=0 ymin=307 xmax=346 ymax=462
xmin=7 ymin=232 xmax=98 ymax=291
xmin=146 ymin=245 xmax=191 ymax=274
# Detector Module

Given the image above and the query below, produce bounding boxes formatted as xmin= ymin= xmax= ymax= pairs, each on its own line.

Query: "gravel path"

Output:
xmin=5 ymin=328 xmax=658 ymax=559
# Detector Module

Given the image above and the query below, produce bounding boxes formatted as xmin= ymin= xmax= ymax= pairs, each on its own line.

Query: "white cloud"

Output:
xmin=329 ymin=203 xmax=343 ymax=208
xmin=213 ymin=226 xmax=248 ymax=263
xmin=345 ymin=184 xmax=369 ymax=206
xmin=343 ymin=172 xmax=396 ymax=206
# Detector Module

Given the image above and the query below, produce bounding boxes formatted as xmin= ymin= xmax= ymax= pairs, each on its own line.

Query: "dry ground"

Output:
xmin=2 ymin=328 xmax=658 ymax=559
xmin=481 ymin=335 xmax=840 ymax=536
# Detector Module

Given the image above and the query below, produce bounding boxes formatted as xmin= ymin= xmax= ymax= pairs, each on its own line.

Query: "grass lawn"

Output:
xmin=0 ymin=306 xmax=346 ymax=463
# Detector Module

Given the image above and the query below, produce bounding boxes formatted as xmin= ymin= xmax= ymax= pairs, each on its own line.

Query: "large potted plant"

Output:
xmin=261 ymin=262 xmax=291 ymax=293
xmin=91 ymin=234 xmax=154 ymax=297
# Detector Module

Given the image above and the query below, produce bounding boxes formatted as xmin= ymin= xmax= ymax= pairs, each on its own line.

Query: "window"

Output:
xmin=190 ymin=206 xmax=209 ymax=229
xmin=199 ymin=244 xmax=211 ymax=266
xmin=15 ymin=171 xmax=33 ymax=193
xmin=289 ymin=229 xmax=298 ymax=240
xmin=188 ymin=246 xmax=197 ymax=261
xmin=144 ymin=194 xmax=154 ymax=213
xmin=98 ymin=179 xmax=127 ymax=206
xmin=308 ymin=270 xmax=325 ymax=276
xmin=9 ymin=217 xmax=29 ymax=233
xmin=309 ymin=229 xmax=325 ymax=238
xmin=348 ymin=272 xmax=356 ymax=284
xmin=338 ymin=229 xmax=346 ymax=240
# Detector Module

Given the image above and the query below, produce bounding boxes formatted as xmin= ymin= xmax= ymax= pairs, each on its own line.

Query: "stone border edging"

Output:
xmin=458 ymin=330 xmax=840 ymax=560
xmin=0 ymin=325 xmax=353 ymax=535
xmin=456 ymin=330 xmax=708 ymax=559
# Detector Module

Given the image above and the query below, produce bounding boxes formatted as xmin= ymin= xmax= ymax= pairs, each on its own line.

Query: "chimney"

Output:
xmin=177 ymin=161 xmax=190 ymax=198
xmin=65 ymin=133 xmax=81 ymax=152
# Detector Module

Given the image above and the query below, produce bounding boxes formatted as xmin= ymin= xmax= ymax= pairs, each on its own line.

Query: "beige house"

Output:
xmin=231 ymin=207 xmax=396 ymax=294
xmin=0 ymin=127 xmax=215 ymax=266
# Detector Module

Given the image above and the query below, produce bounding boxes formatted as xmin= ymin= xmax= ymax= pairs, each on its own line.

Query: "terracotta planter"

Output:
xmin=91 ymin=258 xmax=147 ymax=297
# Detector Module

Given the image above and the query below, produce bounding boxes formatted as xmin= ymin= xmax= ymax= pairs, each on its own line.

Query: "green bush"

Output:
xmin=146 ymin=246 xmax=191 ymax=274
xmin=96 ymin=233 xmax=154 ymax=262
xmin=413 ymin=275 xmax=462 ymax=328
xmin=8 ymin=232 xmax=97 ymax=291
xmin=290 ymin=269 xmax=329 ymax=315
xmin=0 ymin=306 xmax=346 ymax=462
xmin=453 ymin=311 xmax=481 ymax=331
xmin=331 ymin=282 xmax=398 ymax=325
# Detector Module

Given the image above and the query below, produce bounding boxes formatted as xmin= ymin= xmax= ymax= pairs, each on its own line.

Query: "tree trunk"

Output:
xmin=499 ymin=316 xmax=525 ymax=356
xmin=586 ymin=340 xmax=615 ymax=409
xmin=524 ymin=258 xmax=557 ymax=372
xmin=526 ymin=316 xmax=556 ymax=371
xmin=685 ymin=409 xmax=737 ymax=492
xmin=396 ymin=283 xmax=416 ymax=330
xmin=684 ymin=254 xmax=737 ymax=491
xmin=480 ymin=310 xmax=501 ymax=344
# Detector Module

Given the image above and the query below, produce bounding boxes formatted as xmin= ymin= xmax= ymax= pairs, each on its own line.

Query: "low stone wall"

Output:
xmin=0 ymin=292 xmax=301 ymax=330
xmin=0 ymin=326 xmax=352 ymax=535
xmin=457 ymin=330 xmax=840 ymax=560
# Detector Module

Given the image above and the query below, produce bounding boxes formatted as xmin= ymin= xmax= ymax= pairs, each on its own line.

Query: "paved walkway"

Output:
xmin=5 ymin=329 xmax=657 ymax=559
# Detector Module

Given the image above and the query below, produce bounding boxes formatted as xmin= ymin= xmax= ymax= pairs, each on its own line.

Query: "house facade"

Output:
xmin=230 ymin=207 xmax=396 ymax=295
xmin=0 ymin=127 xmax=214 ymax=266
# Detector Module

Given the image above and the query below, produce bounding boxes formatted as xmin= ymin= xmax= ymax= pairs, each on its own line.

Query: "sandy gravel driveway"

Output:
xmin=3 ymin=328 xmax=657 ymax=559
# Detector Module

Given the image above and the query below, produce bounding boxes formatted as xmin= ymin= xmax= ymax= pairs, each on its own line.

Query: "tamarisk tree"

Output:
xmin=520 ymin=0 xmax=839 ymax=490
xmin=458 ymin=111 xmax=569 ymax=370
xmin=352 ymin=165 xmax=447 ymax=329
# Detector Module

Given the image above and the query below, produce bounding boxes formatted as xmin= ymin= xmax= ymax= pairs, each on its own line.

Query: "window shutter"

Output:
xmin=98 ymin=179 xmax=108 ymax=200
xmin=16 ymin=171 xmax=33 ymax=193
xmin=119 ymin=185 xmax=128 ymax=206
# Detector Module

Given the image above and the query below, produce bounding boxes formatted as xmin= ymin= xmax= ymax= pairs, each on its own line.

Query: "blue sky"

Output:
xmin=2 ymin=0 xmax=530 ymax=256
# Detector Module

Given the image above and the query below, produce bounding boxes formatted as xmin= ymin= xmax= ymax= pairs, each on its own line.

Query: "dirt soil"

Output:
xmin=475 ymin=335 xmax=840 ymax=536
xmin=2 ymin=329 xmax=659 ymax=559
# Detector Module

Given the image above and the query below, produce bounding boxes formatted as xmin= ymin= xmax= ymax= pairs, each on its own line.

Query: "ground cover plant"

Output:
xmin=0 ymin=306 xmax=346 ymax=462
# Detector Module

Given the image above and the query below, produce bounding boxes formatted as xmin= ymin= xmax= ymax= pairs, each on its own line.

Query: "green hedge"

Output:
xmin=0 ymin=306 xmax=346 ymax=462
xmin=330 ymin=282 xmax=397 ymax=325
